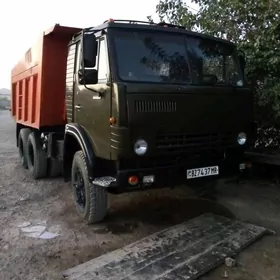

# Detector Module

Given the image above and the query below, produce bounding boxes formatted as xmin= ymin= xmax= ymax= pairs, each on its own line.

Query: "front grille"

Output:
xmin=135 ymin=100 xmax=177 ymax=113
xmin=156 ymin=132 xmax=233 ymax=156
xmin=119 ymin=132 xmax=234 ymax=170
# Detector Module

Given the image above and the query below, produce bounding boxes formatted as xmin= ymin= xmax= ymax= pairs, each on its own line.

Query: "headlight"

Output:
xmin=134 ymin=139 xmax=148 ymax=155
xmin=237 ymin=132 xmax=247 ymax=145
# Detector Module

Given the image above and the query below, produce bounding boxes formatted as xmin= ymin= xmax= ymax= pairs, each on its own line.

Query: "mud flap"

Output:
xmin=63 ymin=213 xmax=269 ymax=280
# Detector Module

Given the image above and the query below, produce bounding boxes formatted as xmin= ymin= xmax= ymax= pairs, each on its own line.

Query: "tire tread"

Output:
xmin=26 ymin=132 xmax=48 ymax=179
xmin=72 ymin=150 xmax=108 ymax=224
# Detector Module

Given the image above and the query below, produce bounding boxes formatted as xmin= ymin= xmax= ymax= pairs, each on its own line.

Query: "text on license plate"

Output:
xmin=187 ymin=166 xmax=219 ymax=179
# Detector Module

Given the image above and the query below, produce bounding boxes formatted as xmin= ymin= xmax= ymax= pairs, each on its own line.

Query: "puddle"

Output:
xmin=39 ymin=231 xmax=59 ymax=239
xmin=17 ymin=220 xmax=61 ymax=239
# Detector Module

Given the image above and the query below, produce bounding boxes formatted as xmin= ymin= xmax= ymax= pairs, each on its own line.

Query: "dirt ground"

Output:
xmin=1 ymin=109 xmax=280 ymax=280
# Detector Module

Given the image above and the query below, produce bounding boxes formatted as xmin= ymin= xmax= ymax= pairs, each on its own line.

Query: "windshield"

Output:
xmin=112 ymin=30 xmax=243 ymax=86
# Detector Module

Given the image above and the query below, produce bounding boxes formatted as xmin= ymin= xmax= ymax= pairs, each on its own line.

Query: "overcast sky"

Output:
xmin=0 ymin=0 xmax=197 ymax=89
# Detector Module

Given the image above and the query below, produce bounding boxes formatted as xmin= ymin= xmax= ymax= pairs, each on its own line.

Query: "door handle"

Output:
xmin=75 ymin=105 xmax=82 ymax=109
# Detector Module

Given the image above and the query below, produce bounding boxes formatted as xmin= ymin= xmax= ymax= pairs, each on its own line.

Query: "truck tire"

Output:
xmin=48 ymin=158 xmax=62 ymax=178
xmin=18 ymin=128 xmax=31 ymax=169
xmin=26 ymin=132 xmax=48 ymax=179
xmin=71 ymin=150 xmax=108 ymax=224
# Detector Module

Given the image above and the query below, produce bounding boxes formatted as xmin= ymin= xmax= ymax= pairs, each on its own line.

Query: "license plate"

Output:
xmin=187 ymin=166 xmax=219 ymax=179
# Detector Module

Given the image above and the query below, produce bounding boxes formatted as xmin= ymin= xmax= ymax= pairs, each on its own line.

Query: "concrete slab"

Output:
xmin=63 ymin=213 xmax=269 ymax=280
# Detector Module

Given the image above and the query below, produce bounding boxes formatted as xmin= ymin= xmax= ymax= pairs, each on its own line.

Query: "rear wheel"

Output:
xmin=18 ymin=128 xmax=31 ymax=169
xmin=71 ymin=150 xmax=108 ymax=224
xmin=26 ymin=132 xmax=48 ymax=179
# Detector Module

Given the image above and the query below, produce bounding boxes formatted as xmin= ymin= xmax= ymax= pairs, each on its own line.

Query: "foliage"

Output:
xmin=148 ymin=0 xmax=280 ymax=148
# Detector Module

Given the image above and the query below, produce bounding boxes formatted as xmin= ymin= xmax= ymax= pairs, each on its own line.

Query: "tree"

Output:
xmin=149 ymin=0 xmax=280 ymax=148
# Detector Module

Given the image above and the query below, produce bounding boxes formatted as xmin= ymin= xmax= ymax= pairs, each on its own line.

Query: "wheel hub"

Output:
xmin=74 ymin=168 xmax=86 ymax=209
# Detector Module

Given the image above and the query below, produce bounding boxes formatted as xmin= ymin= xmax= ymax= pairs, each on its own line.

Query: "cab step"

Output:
xmin=92 ymin=176 xmax=116 ymax=187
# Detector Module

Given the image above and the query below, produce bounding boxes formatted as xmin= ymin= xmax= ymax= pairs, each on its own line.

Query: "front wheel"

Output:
xmin=71 ymin=151 xmax=108 ymax=224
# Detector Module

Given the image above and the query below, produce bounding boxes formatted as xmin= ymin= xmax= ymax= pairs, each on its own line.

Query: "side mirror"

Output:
xmin=78 ymin=68 xmax=98 ymax=85
xmin=82 ymin=31 xmax=97 ymax=68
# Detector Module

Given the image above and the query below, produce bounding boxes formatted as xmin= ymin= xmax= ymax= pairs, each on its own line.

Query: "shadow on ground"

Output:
xmin=92 ymin=187 xmax=235 ymax=235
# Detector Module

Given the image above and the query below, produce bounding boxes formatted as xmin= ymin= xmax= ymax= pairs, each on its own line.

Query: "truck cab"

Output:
xmin=65 ymin=19 xmax=253 ymax=185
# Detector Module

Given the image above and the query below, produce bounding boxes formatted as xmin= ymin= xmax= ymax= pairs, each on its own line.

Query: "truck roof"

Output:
xmin=85 ymin=19 xmax=235 ymax=46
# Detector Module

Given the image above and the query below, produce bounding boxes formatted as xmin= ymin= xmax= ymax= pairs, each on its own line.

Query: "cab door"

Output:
xmin=74 ymin=36 xmax=111 ymax=159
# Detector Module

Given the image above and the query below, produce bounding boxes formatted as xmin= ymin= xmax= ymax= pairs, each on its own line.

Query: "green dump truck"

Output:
xmin=11 ymin=19 xmax=254 ymax=223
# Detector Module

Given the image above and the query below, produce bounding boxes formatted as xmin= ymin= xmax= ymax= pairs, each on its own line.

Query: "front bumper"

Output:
xmin=95 ymin=156 xmax=250 ymax=193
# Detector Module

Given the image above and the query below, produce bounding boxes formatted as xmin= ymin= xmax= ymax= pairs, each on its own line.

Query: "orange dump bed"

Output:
xmin=11 ymin=24 xmax=81 ymax=129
